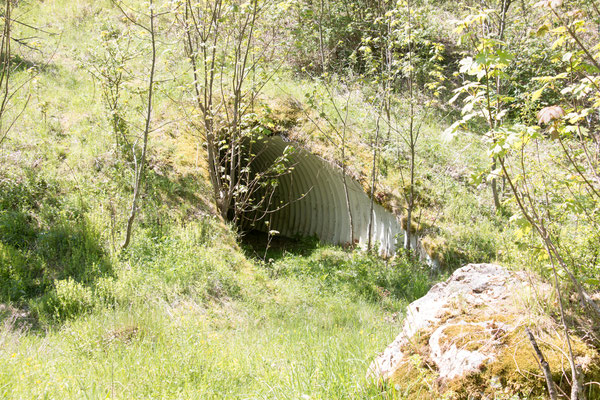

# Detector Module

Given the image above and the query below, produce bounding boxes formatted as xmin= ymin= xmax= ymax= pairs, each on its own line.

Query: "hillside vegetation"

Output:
xmin=0 ymin=0 xmax=599 ymax=398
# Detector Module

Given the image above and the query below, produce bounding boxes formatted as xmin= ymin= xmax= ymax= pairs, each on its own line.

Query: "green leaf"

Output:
xmin=475 ymin=52 xmax=489 ymax=65
xmin=497 ymin=50 xmax=514 ymax=65
xmin=536 ymin=24 xmax=550 ymax=37
xmin=531 ymin=87 xmax=545 ymax=102
xmin=585 ymin=277 xmax=599 ymax=285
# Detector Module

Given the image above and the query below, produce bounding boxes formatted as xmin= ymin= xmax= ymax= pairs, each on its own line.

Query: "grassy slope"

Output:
xmin=0 ymin=0 xmax=513 ymax=399
xmin=1 ymin=219 xmax=432 ymax=398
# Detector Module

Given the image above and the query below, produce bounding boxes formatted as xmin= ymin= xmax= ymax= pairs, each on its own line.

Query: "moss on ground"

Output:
xmin=420 ymin=234 xmax=448 ymax=262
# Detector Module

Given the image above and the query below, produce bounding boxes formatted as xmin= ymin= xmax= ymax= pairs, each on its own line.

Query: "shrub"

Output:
xmin=35 ymin=222 xmax=108 ymax=283
xmin=0 ymin=242 xmax=44 ymax=300
xmin=43 ymin=278 xmax=94 ymax=321
xmin=0 ymin=174 xmax=111 ymax=305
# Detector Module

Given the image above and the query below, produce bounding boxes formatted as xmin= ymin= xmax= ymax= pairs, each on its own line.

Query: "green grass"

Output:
xmin=1 ymin=286 xmax=395 ymax=399
xmin=0 ymin=224 xmax=433 ymax=399
xmin=0 ymin=199 xmax=435 ymax=399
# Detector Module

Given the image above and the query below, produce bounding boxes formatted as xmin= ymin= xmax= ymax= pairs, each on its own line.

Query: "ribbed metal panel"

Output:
xmin=241 ymin=136 xmax=405 ymax=256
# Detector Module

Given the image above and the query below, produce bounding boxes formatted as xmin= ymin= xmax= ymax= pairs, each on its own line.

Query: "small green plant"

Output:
xmin=43 ymin=278 xmax=94 ymax=321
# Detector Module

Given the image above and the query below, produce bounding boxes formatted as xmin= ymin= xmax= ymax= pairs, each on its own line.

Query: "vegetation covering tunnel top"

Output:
xmin=240 ymin=136 xmax=404 ymax=256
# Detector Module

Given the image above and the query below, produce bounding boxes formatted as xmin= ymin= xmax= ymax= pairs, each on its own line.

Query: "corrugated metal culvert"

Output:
xmin=241 ymin=136 xmax=404 ymax=256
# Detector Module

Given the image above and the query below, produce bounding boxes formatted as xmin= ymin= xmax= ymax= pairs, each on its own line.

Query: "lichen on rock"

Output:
xmin=368 ymin=263 xmax=600 ymax=399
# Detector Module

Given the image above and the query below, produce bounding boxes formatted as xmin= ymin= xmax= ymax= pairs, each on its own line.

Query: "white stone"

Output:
xmin=367 ymin=263 xmax=528 ymax=383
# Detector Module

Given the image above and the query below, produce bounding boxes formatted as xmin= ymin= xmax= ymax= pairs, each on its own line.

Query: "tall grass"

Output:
xmin=0 ymin=228 xmax=433 ymax=398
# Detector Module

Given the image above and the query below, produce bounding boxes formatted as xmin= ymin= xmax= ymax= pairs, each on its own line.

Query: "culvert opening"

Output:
xmin=237 ymin=135 xmax=404 ymax=256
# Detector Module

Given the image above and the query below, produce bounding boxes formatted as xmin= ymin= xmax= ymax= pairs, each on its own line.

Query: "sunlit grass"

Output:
xmin=1 ymin=271 xmax=405 ymax=399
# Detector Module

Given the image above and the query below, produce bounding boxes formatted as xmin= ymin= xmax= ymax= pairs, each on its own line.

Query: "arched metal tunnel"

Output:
xmin=241 ymin=136 xmax=406 ymax=256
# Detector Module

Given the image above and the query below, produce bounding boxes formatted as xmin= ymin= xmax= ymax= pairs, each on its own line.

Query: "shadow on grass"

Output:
xmin=239 ymin=230 xmax=321 ymax=262
xmin=10 ymin=54 xmax=58 ymax=74
xmin=133 ymin=167 xmax=213 ymax=239
xmin=0 ymin=175 xmax=112 ymax=328
xmin=240 ymin=229 xmax=438 ymax=307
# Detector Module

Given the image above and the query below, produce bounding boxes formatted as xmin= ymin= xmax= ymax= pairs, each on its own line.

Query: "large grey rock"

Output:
xmin=368 ymin=264 xmax=519 ymax=381
xmin=368 ymin=264 xmax=600 ymax=398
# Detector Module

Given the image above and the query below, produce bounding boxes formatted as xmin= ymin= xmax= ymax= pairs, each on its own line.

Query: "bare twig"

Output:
xmin=121 ymin=0 xmax=157 ymax=250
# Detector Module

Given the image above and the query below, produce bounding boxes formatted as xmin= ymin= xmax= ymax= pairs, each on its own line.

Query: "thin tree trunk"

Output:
xmin=404 ymin=0 xmax=415 ymax=251
xmin=368 ymin=108 xmax=382 ymax=251
xmin=318 ymin=0 xmax=326 ymax=72
xmin=525 ymin=327 xmax=558 ymax=400
xmin=491 ymin=157 xmax=501 ymax=210
xmin=405 ymin=131 xmax=415 ymax=251
xmin=490 ymin=0 xmax=512 ymax=213
xmin=341 ymin=138 xmax=355 ymax=246
xmin=0 ymin=0 xmax=11 ymax=147
xmin=498 ymin=0 xmax=512 ymax=40
xmin=122 ymin=1 xmax=156 ymax=250
xmin=184 ymin=0 xmax=223 ymax=218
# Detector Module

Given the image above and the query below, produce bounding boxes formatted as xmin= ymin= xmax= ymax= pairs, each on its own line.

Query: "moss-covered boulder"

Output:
xmin=368 ymin=264 xmax=600 ymax=399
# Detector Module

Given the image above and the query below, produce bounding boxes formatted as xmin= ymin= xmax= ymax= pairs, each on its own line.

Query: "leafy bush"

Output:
xmin=0 ymin=211 xmax=37 ymax=249
xmin=0 ymin=220 xmax=110 ymax=303
xmin=35 ymin=223 xmax=108 ymax=283
xmin=0 ymin=242 xmax=42 ymax=300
